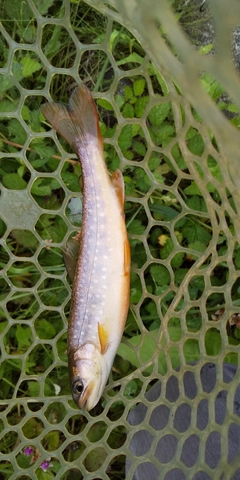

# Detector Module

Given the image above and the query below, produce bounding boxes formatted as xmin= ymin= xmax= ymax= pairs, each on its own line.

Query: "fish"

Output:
xmin=41 ymin=84 xmax=130 ymax=411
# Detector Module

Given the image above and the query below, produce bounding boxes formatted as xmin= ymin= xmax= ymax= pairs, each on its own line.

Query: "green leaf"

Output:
xmin=160 ymin=238 xmax=174 ymax=259
xmin=187 ymin=133 xmax=204 ymax=155
xmin=118 ymin=334 xmax=156 ymax=369
xmin=34 ymin=0 xmax=55 ymax=15
xmin=16 ymin=325 xmax=32 ymax=349
xmin=11 ymin=229 xmax=39 ymax=248
xmin=122 ymin=103 xmax=135 ymax=118
xmin=130 ymin=272 xmax=142 ymax=304
xmin=21 ymin=105 xmax=31 ymax=121
xmin=115 ymin=94 xmax=125 ymax=109
xmin=0 ymin=76 xmax=15 ymax=95
xmin=34 ymin=143 xmax=56 ymax=159
xmin=132 ymin=124 xmax=141 ymax=136
xmin=183 ymin=339 xmax=200 ymax=362
xmin=188 ymin=241 xmax=207 ymax=253
xmin=8 ymin=119 xmax=27 ymax=144
xmin=5 ymin=0 xmax=33 ymax=22
xmin=199 ymin=43 xmax=214 ymax=55
xmin=133 ymin=78 xmax=146 ymax=96
xmin=133 ymin=140 xmax=146 ymax=157
xmin=127 ymin=219 xmax=145 ymax=235
xmin=160 ymin=123 xmax=175 ymax=140
xmin=118 ymin=326 xmax=195 ymax=373
xmin=205 ymin=329 xmax=222 ymax=356
xmin=42 ymin=24 xmax=61 ymax=57
xmin=168 ymin=323 xmax=182 ymax=342
xmin=184 ymin=182 xmax=202 ymax=196
xmin=97 ymin=98 xmax=114 ymax=111
xmin=135 ymin=96 xmax=149 ymax=117
xmin=148 ymin=155 xmax=161 ymax=171
xmin=35 ymin=319 xmax=56 ymax=339
xmin=43 ymin=430 xmax=60 ymax=450
xmin=208 ymin=163 xmax=222 ymax=183
xmin=171 ymin=252 xmax=185 ymax=268
xmin=2 ymin=173 xmax=27 ymax=190
xmin=84 ymin=447 xmax=108 ymax=473
xmin=31 ymin=179 xmax=52 ymax=197
xmin=188 ymin=275 xmax=205 ymax=300
xmin=0 ymin=100 xmax=17 ymax=112
xmin=182 ymin=220 xmax=212 ymax=244
xmin=150 ymin=264 xmax=171 ymax=286
xmin=148 ymin=102 xmax=170 ymax=126
xmin=117 ymin=52 xmax=144 ymax=66
xmin=174 ymin=268 xmax=189 ymax=286
xmin=61 ymin=171 xmax=81 ymax=192
xmin=118 ymin=125 xmax=133 ymax=151
xmin=149 ymin=204 xmax=179 ymax=220
xmin=124 ymin=85 xmax=133 ymax=100
xmin=21 ymin=57 xmax=42 ymax=78
xmin=186 ymin=195 xmax=207 ymax=212
xmin=228 ymin=103 xmax=240 ymax=114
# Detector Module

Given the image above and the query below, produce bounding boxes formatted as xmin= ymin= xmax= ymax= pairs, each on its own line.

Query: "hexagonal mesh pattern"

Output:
xmin=1 ymin=0 xmax=240 ymax=479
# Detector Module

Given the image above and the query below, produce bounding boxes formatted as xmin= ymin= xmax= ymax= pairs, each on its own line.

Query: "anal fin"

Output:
xmin=124 ymin=240 xmax=131 ymax=276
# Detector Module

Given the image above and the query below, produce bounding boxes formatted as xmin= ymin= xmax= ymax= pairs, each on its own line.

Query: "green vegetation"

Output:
xmin=0 ymin=0 xmax=239 ymax=478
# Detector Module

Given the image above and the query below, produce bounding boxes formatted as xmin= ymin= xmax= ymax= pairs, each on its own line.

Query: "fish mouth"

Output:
xmin=77 ymin=380 xmax=95 ymax=411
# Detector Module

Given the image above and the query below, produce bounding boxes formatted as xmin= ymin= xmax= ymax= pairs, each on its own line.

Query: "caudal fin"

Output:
xmin=41 ymin=84 xmax=103 ymax=154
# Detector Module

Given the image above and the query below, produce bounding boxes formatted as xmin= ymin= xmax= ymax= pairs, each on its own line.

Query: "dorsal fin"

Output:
xmin=63 ymin=237 xmax=80 ymax=282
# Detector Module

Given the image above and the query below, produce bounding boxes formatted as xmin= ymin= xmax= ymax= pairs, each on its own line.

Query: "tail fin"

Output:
xmin=41 ymin=84 xmax=103 ymax=154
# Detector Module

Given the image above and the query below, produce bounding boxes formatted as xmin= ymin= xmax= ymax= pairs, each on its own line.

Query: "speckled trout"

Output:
xmin=41 ymin=85 xmax=130 ymax=411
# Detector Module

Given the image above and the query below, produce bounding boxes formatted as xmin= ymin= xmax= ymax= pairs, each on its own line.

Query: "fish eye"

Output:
xmin=72 ymin=379 xmax=84 ymax=397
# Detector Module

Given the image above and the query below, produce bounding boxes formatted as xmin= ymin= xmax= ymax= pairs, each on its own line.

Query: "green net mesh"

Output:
xmin=1 ymin=0 xmax=240 ymax=478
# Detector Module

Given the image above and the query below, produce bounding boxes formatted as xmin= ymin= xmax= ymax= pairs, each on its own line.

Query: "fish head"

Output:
xmin=69 ymin=342 xmax=109 ymax=411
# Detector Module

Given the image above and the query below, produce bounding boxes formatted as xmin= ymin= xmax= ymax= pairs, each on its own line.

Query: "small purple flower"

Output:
xmin=40 ymin=459 xmax=52 ymax=472
xmin=24 ymin=447 xmax=33 ymax=456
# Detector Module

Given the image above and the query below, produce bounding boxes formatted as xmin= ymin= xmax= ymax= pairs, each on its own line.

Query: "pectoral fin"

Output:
xmin=63 ymin=236 xmax=81 ymax=282
xmin=98 ymin=323 xmax=110 ymax=354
